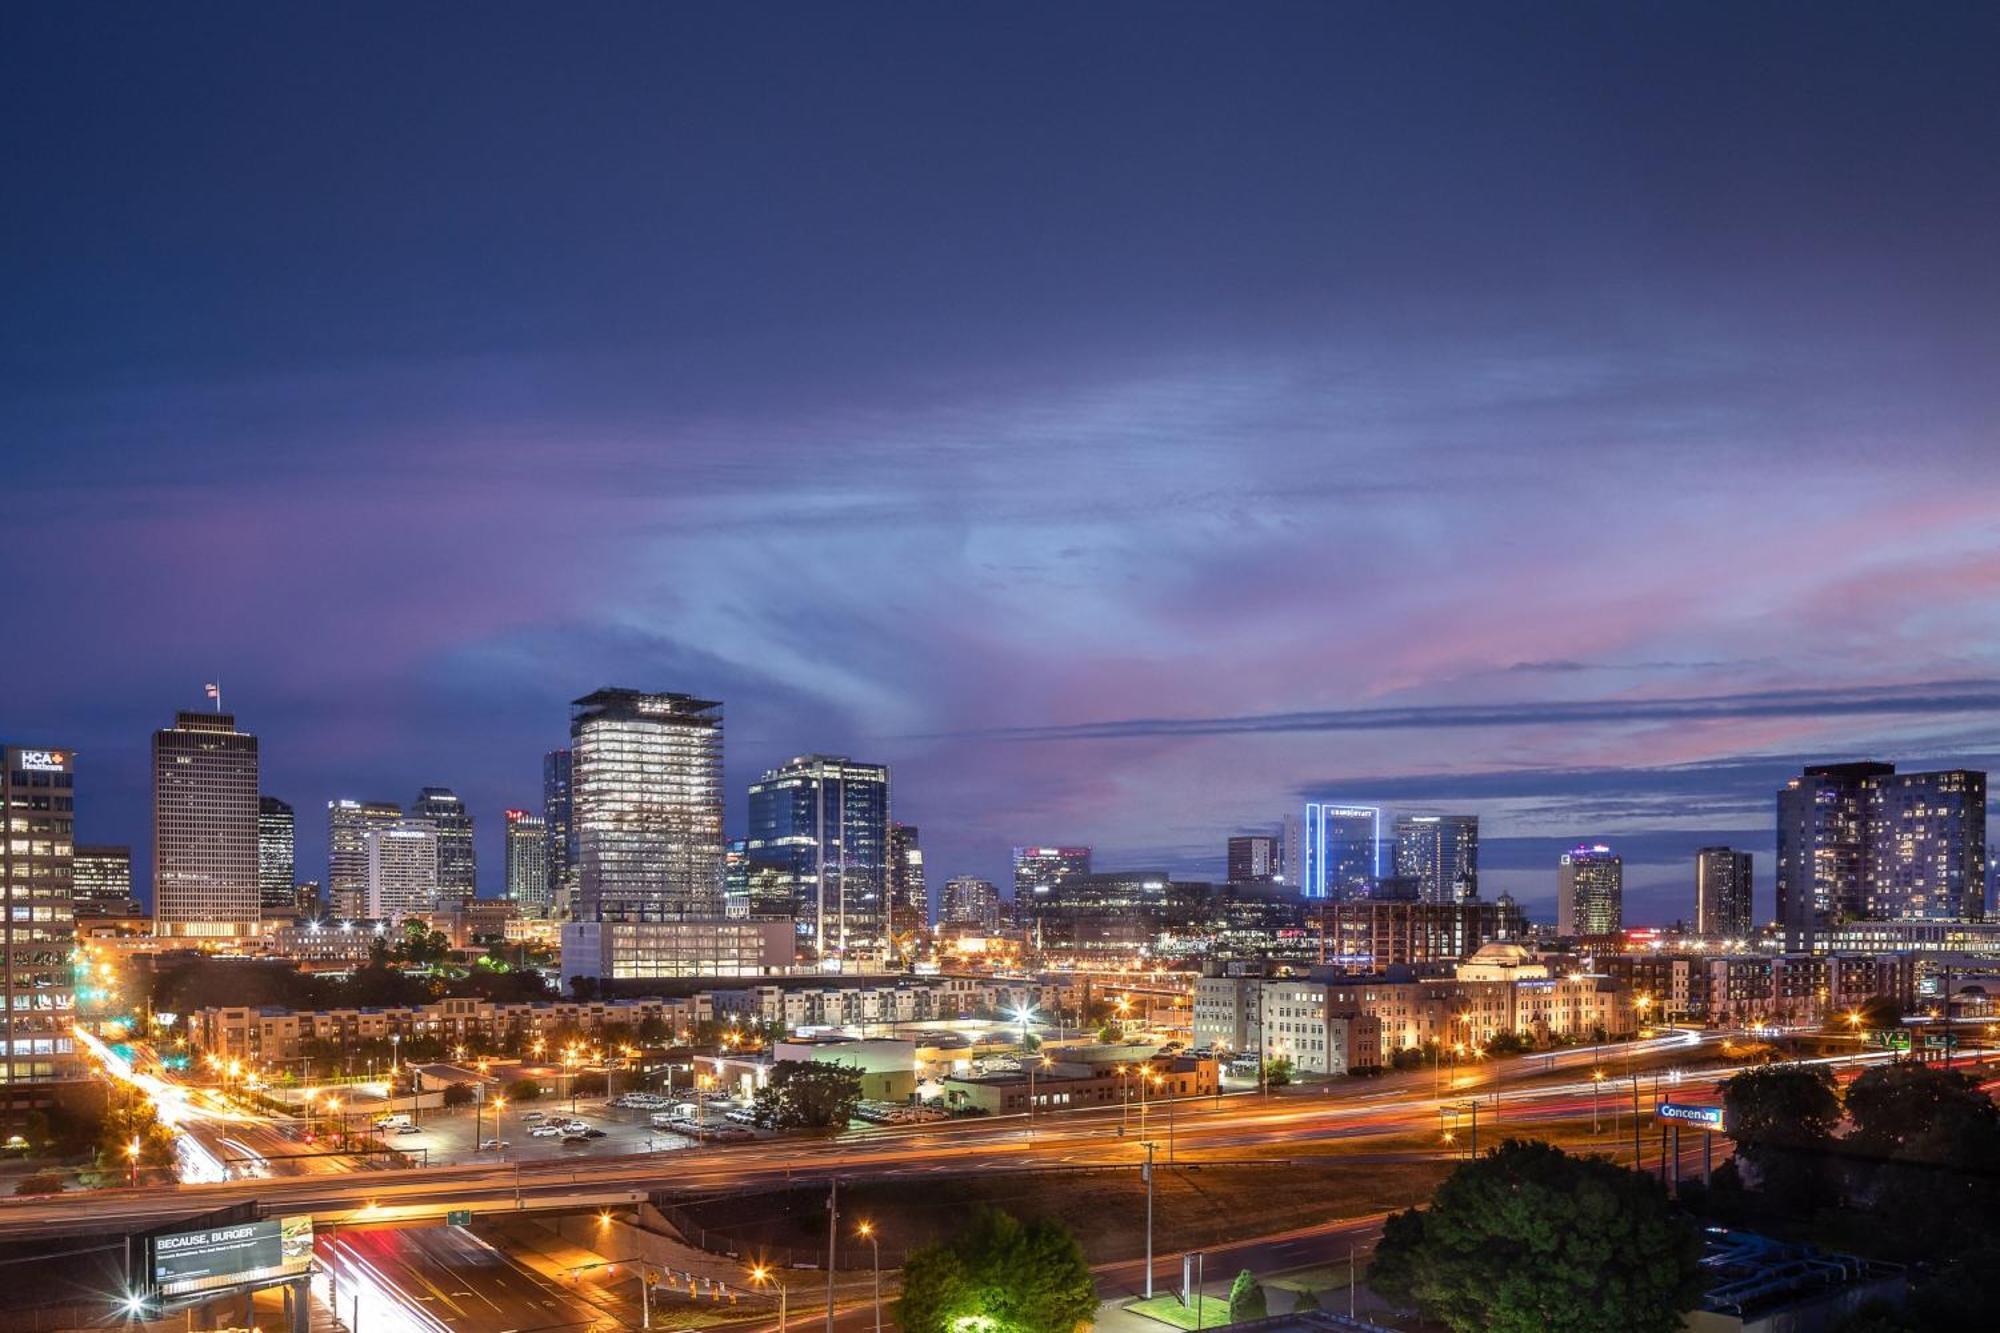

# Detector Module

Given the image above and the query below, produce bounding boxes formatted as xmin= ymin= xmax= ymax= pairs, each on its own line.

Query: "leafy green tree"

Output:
xmin=755 ymin=1060 xmax=863 ymax=1129
xmin=1845 ymin=1062 xmax=2000 ymax=1164
xmin=1263 ymin=1056 xmax=1293 ymax=1088
xmin=14 ymin=1171 xmax=64 ymax=1196
xmin=1367 ymin=1139 xmax=1702 ymax=1333
xmin=1720 ymin=1064 xmax=1841 ymax=1148
xmin=1718 ymin=1062 xmax=1843 ymax=1213
xmin=896 ymin=1209 xmax=1096 ymax=1333
xmin=442 ymin=1083 xmax=475 ymax=1108
xmin=1228 ymin=1270 xmax=1266 ymax=1321
xmin=507 ymin=1077 xmax=542 ymax=1102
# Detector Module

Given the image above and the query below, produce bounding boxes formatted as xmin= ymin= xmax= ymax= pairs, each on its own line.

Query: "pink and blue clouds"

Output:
xmin=5 ymin=4 xmax=1999 ymax=923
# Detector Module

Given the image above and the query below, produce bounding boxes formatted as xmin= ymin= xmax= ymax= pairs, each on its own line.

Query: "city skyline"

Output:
xmin=9 ymin=6 xmax=2000 ymax=926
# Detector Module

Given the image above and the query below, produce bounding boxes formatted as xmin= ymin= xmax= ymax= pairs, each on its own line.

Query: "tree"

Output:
xmin=897 ymin=1208 xmax=1096 ymax=1333
xmin=507 ymin=1078 xmax=542 ymax=1102
xmin=14 ymin=1172 xmax=64 ymax=1196
xmin=1719 ymin=1064 xmax=1842 ymax=1213
xmin=1228 ymin=1270 xmax=1267 ymax=1321
xmin=1367 ymin=1139 xmax=1702 ymax=1333
xmin=1844 ymin=1062 xmax=2000 ymax=1165
xmin=442 ymin=1083 xmax=476 ymax=1108
xmin=1264 ymin=1056 xmax=1293 ymax=1088
xmin=1720 ymin=1064 xmax=1841 ymax=1149
xmin=754 ymin=1060 xmax=863 ymax=1129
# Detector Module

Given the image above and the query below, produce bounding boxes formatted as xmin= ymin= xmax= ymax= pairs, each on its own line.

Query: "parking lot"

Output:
xmin=368 ymin=1093 xmax=734 ymax=1166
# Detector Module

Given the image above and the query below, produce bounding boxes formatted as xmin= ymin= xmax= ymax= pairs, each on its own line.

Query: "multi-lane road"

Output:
xmin=4 ymin=1026 xmax=1893 ymax=1242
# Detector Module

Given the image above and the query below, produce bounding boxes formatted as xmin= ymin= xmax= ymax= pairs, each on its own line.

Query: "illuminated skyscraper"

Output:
xmin=1 ymin=743 xmax=80 ymax=1095
xmin=327 ymin=798 xmax=402 ymax=919
xmin=1695 ymin=846 xmax=1753 ymax=939
xmin=941 ymin=876 xmax=1002 ymax=930
xmin=1227 ymin=835 xmax=1281 ymax=884
xmin=571 ymin=688 xmax=725 ymax=921
xmin=1302 ymin=804 xmax=1377 ymax=899
xmin=411 ymin=786 xmax=476 ymax=908
xmin=1393 ymin=814 xmax=1479 ymax=903
xmin=1775 ymin=761 xmax=1984 ymax=946
xmin=72 ymin=844 xmax=136 ymax=916
xmin=746 ymin=755 xmax=891 ymax=958
xmin=365 ymin=820 xmax=438 ymax=921
xmin=1866 ymin=769 xmax=1985 ymax=921
xmin=1776 ymin=761 xmax=1891 ymax=946
xmin=543 ymin=748 xmax=577 ymax=913
xmin=505 ymin=809 xmax=550 ymax=915
xmin=1012 ymin=846 xmax=1092 ymax=906
xmin=1557 ymin=844 xmax=1622 ymax=936
xmin=258 ymin=795 xmax=296 ymax=911
xmin=889 ymin=822 xmax=927 ymax=939
xmin=153 ymin=710 xmax=260 ymax=938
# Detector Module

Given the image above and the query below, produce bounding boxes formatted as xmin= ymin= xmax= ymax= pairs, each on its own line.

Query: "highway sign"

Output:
xmin=447 ymin=1210 xmax=472 ymax=1226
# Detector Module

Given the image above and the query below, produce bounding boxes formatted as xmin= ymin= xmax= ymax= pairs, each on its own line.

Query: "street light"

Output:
xmin=1026 ymin=1054 xmax=1051 ymax=1128
xmin=749 ymin=1263 xmax=788 ymax=1333
xmin=1590 ymin=1068 xmax=1605 ymax=1134
xmin=856 ymin=1221 xmax=881 ymax=1333
xmin=125 ymin=1136 xmax=141 ymax=1188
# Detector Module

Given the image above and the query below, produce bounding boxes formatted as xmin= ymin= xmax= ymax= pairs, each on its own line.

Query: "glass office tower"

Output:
xmin=747 ymin=755 xmax=891 ymax=959
xmin=571 ymin=688 xmax=725 ymax=921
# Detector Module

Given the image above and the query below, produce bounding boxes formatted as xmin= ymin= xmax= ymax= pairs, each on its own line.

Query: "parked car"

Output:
xmin=529 ymin=1124 xmax=563 ymax=1138
xmin=561 ymin=1133 xmax=590 ymax=1145
xmin=395 ymin=1124 xmax=422 ymax=1135
xmin=477 ymin=1138 xmax=508 ymax=1151
xmin=582 ymin=1127 xmax=607 ymax=1139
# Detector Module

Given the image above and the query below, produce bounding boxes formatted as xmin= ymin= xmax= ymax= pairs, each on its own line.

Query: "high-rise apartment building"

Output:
xmin=327 ymin=799 xmax=402 ymax=919
xmin=1695 ymin=847 xmax=1754 ymax=940
xmin=542 ymin=748 xmax=577 ymax=915
xmin=888 ymin=823 xmax=927 ymax=938
xmin=941 ymin=876 xmax=1002 ymax=931
xmin=1557 ymin=844 xmax=1622 ymax=937
xmin=1301 ymin=804 xmax=1378 ymax=899
xmin=1 ymin=743 xmax=80 ymax=1099
xmin=1776 ymin=761 xmax=1987 ymax=946
xmin=1393 ymin=814 xmax=1479 ymax=903
xmin=746 ymin=755 xmax=891 ymax=958
xmin=153 ymin=710 xmax=260 ymax=938
xmin=505 ymin=809 xmax=550 ymax=915
xmin=1227 ymin=835 xmax=1281 ymax=884
xmin=1866 ymin=769 xmax=1985 ymax=921
xmin=365 ymin=821 xmax=438 ymax=921
xmin=571 ymin=688 xmax=725 ymax=922
xmin=1776 ymin=762 xmax=1893 ymax=945
xmin=411 ymin=787 xmax=476 ymax=908
xmin=72 ymin=844 xmax=136 ymax=916
xmin=1012 ymin=846 xmax=1092 ymax=908
xmin=257 ymin=796 xmax=296 ymax=911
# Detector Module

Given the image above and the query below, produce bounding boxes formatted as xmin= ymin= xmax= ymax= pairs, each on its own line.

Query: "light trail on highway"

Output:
xmin=5 ymin=1033 xmax=1976 ymax=1243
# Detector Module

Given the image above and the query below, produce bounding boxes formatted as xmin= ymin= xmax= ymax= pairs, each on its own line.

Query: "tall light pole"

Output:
xmin=856 ymin=1221 xmax=881 ymax=1333
xmin=1591 ymin=1068 xmax=1605 ymax=1134
xmin=1143 ymin=1140 xmax=1157 ymax=1299
xmin=750 ymin=1264 xmax=787 ymax=1333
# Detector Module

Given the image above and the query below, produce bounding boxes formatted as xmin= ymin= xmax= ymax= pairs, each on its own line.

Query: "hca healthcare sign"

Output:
xmin=150 ymin=1215 xmax=312 ymax=1296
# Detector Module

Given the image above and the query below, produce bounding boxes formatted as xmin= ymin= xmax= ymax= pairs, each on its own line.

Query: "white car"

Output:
xmin=478 ymin=1138 xmax=508 ymax=1151
xmin=529 ymin=1124 xmax=563 ymax=1138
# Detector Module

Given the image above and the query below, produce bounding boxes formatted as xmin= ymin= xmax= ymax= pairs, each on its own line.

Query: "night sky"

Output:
xmin=6 ymin=4 xmax=2000 ymax=925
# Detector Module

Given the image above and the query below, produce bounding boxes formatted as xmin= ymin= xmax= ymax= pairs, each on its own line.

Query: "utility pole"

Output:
xmin=1144 ymin=1140 xmax=1157 ymax=1299
xmin=825 ymin=1177 xmax=838 ymax=1333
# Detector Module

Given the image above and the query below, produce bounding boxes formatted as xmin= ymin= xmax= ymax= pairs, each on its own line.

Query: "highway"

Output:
xmin=3 ymin=1027 xmax=1898 ymax=1241
xmin=319 ymin=1225 xmax=621 ymax=1332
